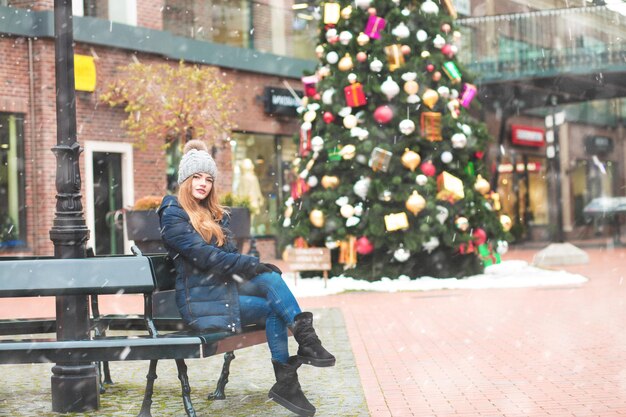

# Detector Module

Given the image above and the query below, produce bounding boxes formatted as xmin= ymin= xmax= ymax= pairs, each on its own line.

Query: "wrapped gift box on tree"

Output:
xmin=437 ymin=171 xmax=464 ymax=203
xmin=301 ymin=75 xmax=319 ymax=97
xmin=364 ymin=15 xmax=386 ymax=39
xmin=344 ymin=82 xmax=367 ymax=107
xmin=478 ymin=243 xmax=501 ymax=266
xmin=369 ymin=147 xmax=393 ymax=172
xmin=323 ymin=2 xmax=340 ymax=25
xmin=384 ymin=44 xmax=405 ymax=72
xmin=420 ymin=112 xmax=442 ymax=141
xmin=384 ymin=212 xmax=409 ymax=232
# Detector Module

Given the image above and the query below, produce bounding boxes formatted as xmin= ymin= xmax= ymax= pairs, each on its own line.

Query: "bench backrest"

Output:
xmin=0 ymin=256 xmax=155 ymax=297
xmin=146 ymin=254 xmax=177 ymax=291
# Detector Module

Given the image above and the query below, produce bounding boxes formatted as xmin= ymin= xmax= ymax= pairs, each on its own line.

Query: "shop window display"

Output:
xmin=0 ymin=114 xmax=26 ymax=248
xmin=572 ymin=158 xmax=617 ymax=228
xmin=163 ymin=0 xmax=250 ymax=48
xmin=497 ymin=155 xmax=548 ymax=239
xmin=231 ymin=133 xmax=296 ymax=237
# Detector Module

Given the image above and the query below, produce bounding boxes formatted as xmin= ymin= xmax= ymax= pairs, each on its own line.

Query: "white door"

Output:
xmin=84 ymin=141 xmax=134 ymax=254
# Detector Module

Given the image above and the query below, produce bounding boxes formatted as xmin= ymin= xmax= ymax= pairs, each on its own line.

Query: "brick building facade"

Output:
xmin=0 ymin=0 xmax=305 ymax=257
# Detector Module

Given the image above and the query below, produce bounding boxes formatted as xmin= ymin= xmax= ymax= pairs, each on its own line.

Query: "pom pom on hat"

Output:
xmin=177 ymin=139 xmax=218 ymax=184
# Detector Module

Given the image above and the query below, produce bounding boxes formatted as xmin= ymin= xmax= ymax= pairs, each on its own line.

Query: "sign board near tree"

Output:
xmin=285 ymin=247 xmax=331 ymax=287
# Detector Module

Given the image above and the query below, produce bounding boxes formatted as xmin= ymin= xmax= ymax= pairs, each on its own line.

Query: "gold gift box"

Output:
xmin=384 ymin=212 xmax=409 ymax=232
xmin=436 ymin=171 xmax=465 ymax=203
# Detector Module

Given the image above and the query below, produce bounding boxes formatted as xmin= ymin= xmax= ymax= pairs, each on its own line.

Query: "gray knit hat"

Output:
xmin=177 ymin=140 xmax=218 ymax=184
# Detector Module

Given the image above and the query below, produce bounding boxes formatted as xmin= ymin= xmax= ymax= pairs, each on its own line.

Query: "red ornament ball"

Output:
xmin=441 ymin=44 xmax=454 ymax=58
xmin=472 ymin=228 xmax=487 ymax=245
xmin=426 ymin=63 xmax=435 ymax=72
xmin=373 ymin=105 xmax=394 ymax=124
xmin=368 ymin=7 xmax=377 ymax=15
xmin=441 ymin=23 xmax=451 ymax=34
xmin=323 ymin=112 xmax=335 ymax=124
xmin=356 ymin=51 xmax=368 ymax=62
xmin=432 ymin=71 xmax=442 ymax=82
xmin=401 ymin=45 xmax=411 ymax=55
xmin=356 ymin=236 xmax=374 ymax=255
xmin=420 ymin=160 xmax=436 ymax=176
xmin=313 ymin=93 xmax=321 ymax=101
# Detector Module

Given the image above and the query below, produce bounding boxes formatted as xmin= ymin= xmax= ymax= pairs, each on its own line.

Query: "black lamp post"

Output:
xmin=49 ymin=0 xmax=100 ymax=411
xmin=546 ymin=95 xmax=565 ymax=243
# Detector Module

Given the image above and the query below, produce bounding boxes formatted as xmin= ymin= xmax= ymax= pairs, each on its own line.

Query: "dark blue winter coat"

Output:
xmin=158 ymin=195 xmax=260 ymax=333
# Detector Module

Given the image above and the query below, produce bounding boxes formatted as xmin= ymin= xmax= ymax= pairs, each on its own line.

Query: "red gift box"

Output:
xmin=299 ymin=125 xmax=312 ymax=156
xmin=344 ymin=83 xmax=367 ymax=107
xmin=364 ymin=15 xmax=386 ymax=39
xmin=301 ymin=75 xmax=318 ymax=98
xmin=291 ymin=178 xmax=310 ymax=200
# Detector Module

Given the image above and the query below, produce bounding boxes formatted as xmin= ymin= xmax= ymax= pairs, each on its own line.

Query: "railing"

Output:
xmin=456 ymin=6 xmax=626 ymax=82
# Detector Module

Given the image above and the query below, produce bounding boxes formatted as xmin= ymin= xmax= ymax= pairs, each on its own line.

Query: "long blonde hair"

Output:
xmin=178 ymin=178 xmax=226 ymax=246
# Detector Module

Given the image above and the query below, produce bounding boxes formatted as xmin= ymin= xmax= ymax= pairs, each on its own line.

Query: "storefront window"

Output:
xmin=231 ymin=132 xmax=296 ymax=237
xmin=81 ymin=0 xmax=137 ymax=25
xmin=164 ymin=0 xmax=250 ymax=48
xmin=0 ymin=113 xmax=26 ymax=248
xmin=497 ymin=154 xmax=548 ymax=239
xmin=572 ymin=158 xmax=617 ymax=227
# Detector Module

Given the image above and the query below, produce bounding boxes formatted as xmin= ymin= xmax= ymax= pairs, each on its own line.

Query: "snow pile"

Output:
xmin=285 ymin=260 xmax=588 ymax=298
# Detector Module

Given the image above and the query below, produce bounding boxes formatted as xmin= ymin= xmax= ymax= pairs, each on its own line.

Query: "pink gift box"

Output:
xmin=460 ymin=83 xmax=477 ymax=108
xmin=364 ymin=15 xmax=386 ymax=39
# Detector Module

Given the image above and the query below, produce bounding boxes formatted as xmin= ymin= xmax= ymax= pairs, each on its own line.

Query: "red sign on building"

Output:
xmin=511 ymin=125 xmax=545 ymax=147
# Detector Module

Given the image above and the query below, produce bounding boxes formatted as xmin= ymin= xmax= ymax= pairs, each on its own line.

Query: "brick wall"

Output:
xmin=8 ymin=0 xmax=53 ymax=10
xmin=137 ymin=0 xmax=164 ymax=31
xmin=0 ymin=33 xmax=300 ymax=256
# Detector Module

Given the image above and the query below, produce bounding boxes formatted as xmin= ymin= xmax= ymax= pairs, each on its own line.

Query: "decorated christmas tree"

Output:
xmin=282 ymin=0 xmax=512 ymax=279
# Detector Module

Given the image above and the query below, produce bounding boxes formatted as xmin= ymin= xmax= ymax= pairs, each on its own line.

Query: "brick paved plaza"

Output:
xmin=1 ymin=246 xmax=625 ymax=416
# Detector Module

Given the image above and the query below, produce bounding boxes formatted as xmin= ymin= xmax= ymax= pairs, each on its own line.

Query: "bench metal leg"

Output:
xmin=176 ymin=359 xmax=197 ymax=417
xmin=97 ymin=361 xmax=114 ymax=394
xmin=137 ymin=359 xmax=158 ymax=417
xmin=207 ymin=351 xmax=235 ymax=401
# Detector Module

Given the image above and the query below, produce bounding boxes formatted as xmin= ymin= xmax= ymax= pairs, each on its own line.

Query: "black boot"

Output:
xmin=293 ymin=312 xmax=336 ymax=367
xmin=268 ymin=356 xmax=316 ymax=416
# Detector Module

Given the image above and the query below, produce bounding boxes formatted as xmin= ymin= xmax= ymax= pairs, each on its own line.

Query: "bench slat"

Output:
xmin=0 ymin=329 xmax=267 ymax=364
xmin=0 ymin=256 xmax=155 ymax=297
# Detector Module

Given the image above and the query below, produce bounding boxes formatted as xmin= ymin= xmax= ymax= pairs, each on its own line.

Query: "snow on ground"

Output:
xmin=285 ymin=260 xmax=588 ymax=298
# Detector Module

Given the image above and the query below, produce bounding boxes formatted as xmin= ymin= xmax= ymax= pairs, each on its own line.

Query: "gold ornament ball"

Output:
xmin=422 ymin=89 xmax=439 ymax=108
xmin=321 ymin=175 xmax=340 ymax=189
xmin=343 ymin=114 xmax=358 ymax=129
xmin=310 ymin=209 xmax=325 ymax=228
xmin=405 ymin=190 xmax=426 ymax=216
xmin=338 ymin=54 xmax=354 ymax=71
xmin=500 ymin=214 xmax=513 ymax=232
xmin=404 ymin=80 xmax=419 ymax=95
xmin=340 ymin=204 xmax=355 ymax=219
xmin=474 ymin=175 xmax=490 ymax=195
xmin=315 ymin=45 xmax=325 ymax=58
xmin=455 ymin=216 xmax=469 ymax=232
xmin=303 ymin=110 xmax=317 ymax=123
xmin=340 ymin=6 xmax=352 ymax=19
xmin=340 ymin=144 xmax=357 ymax=159
xmin=356 ymin=32 xmax=370 ymax=46
xmin=401 ymin=149 xmax=421 ymax=172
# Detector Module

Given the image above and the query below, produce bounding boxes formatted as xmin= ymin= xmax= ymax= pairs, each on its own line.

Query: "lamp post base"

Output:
xmin=51 ymin=364 xmax=100 ymax=413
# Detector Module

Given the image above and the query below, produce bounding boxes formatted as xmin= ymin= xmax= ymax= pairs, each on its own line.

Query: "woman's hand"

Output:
xmin=263 ymin=263 xmax=282 ymax=274
xmin=254 ymin=263 xmax=282 ymax=275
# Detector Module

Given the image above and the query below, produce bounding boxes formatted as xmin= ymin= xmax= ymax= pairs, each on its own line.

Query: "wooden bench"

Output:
xmin=0 ymin=249 xmax=269 ymax=417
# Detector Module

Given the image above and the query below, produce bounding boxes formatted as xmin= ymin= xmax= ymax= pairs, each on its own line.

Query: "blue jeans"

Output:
xmin=237 ymin=271 xmax=301 ymax=364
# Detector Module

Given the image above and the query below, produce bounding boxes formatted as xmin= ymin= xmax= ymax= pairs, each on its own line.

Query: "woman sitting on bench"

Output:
xmin=159 ymin=140 xmax=335 ymax=417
